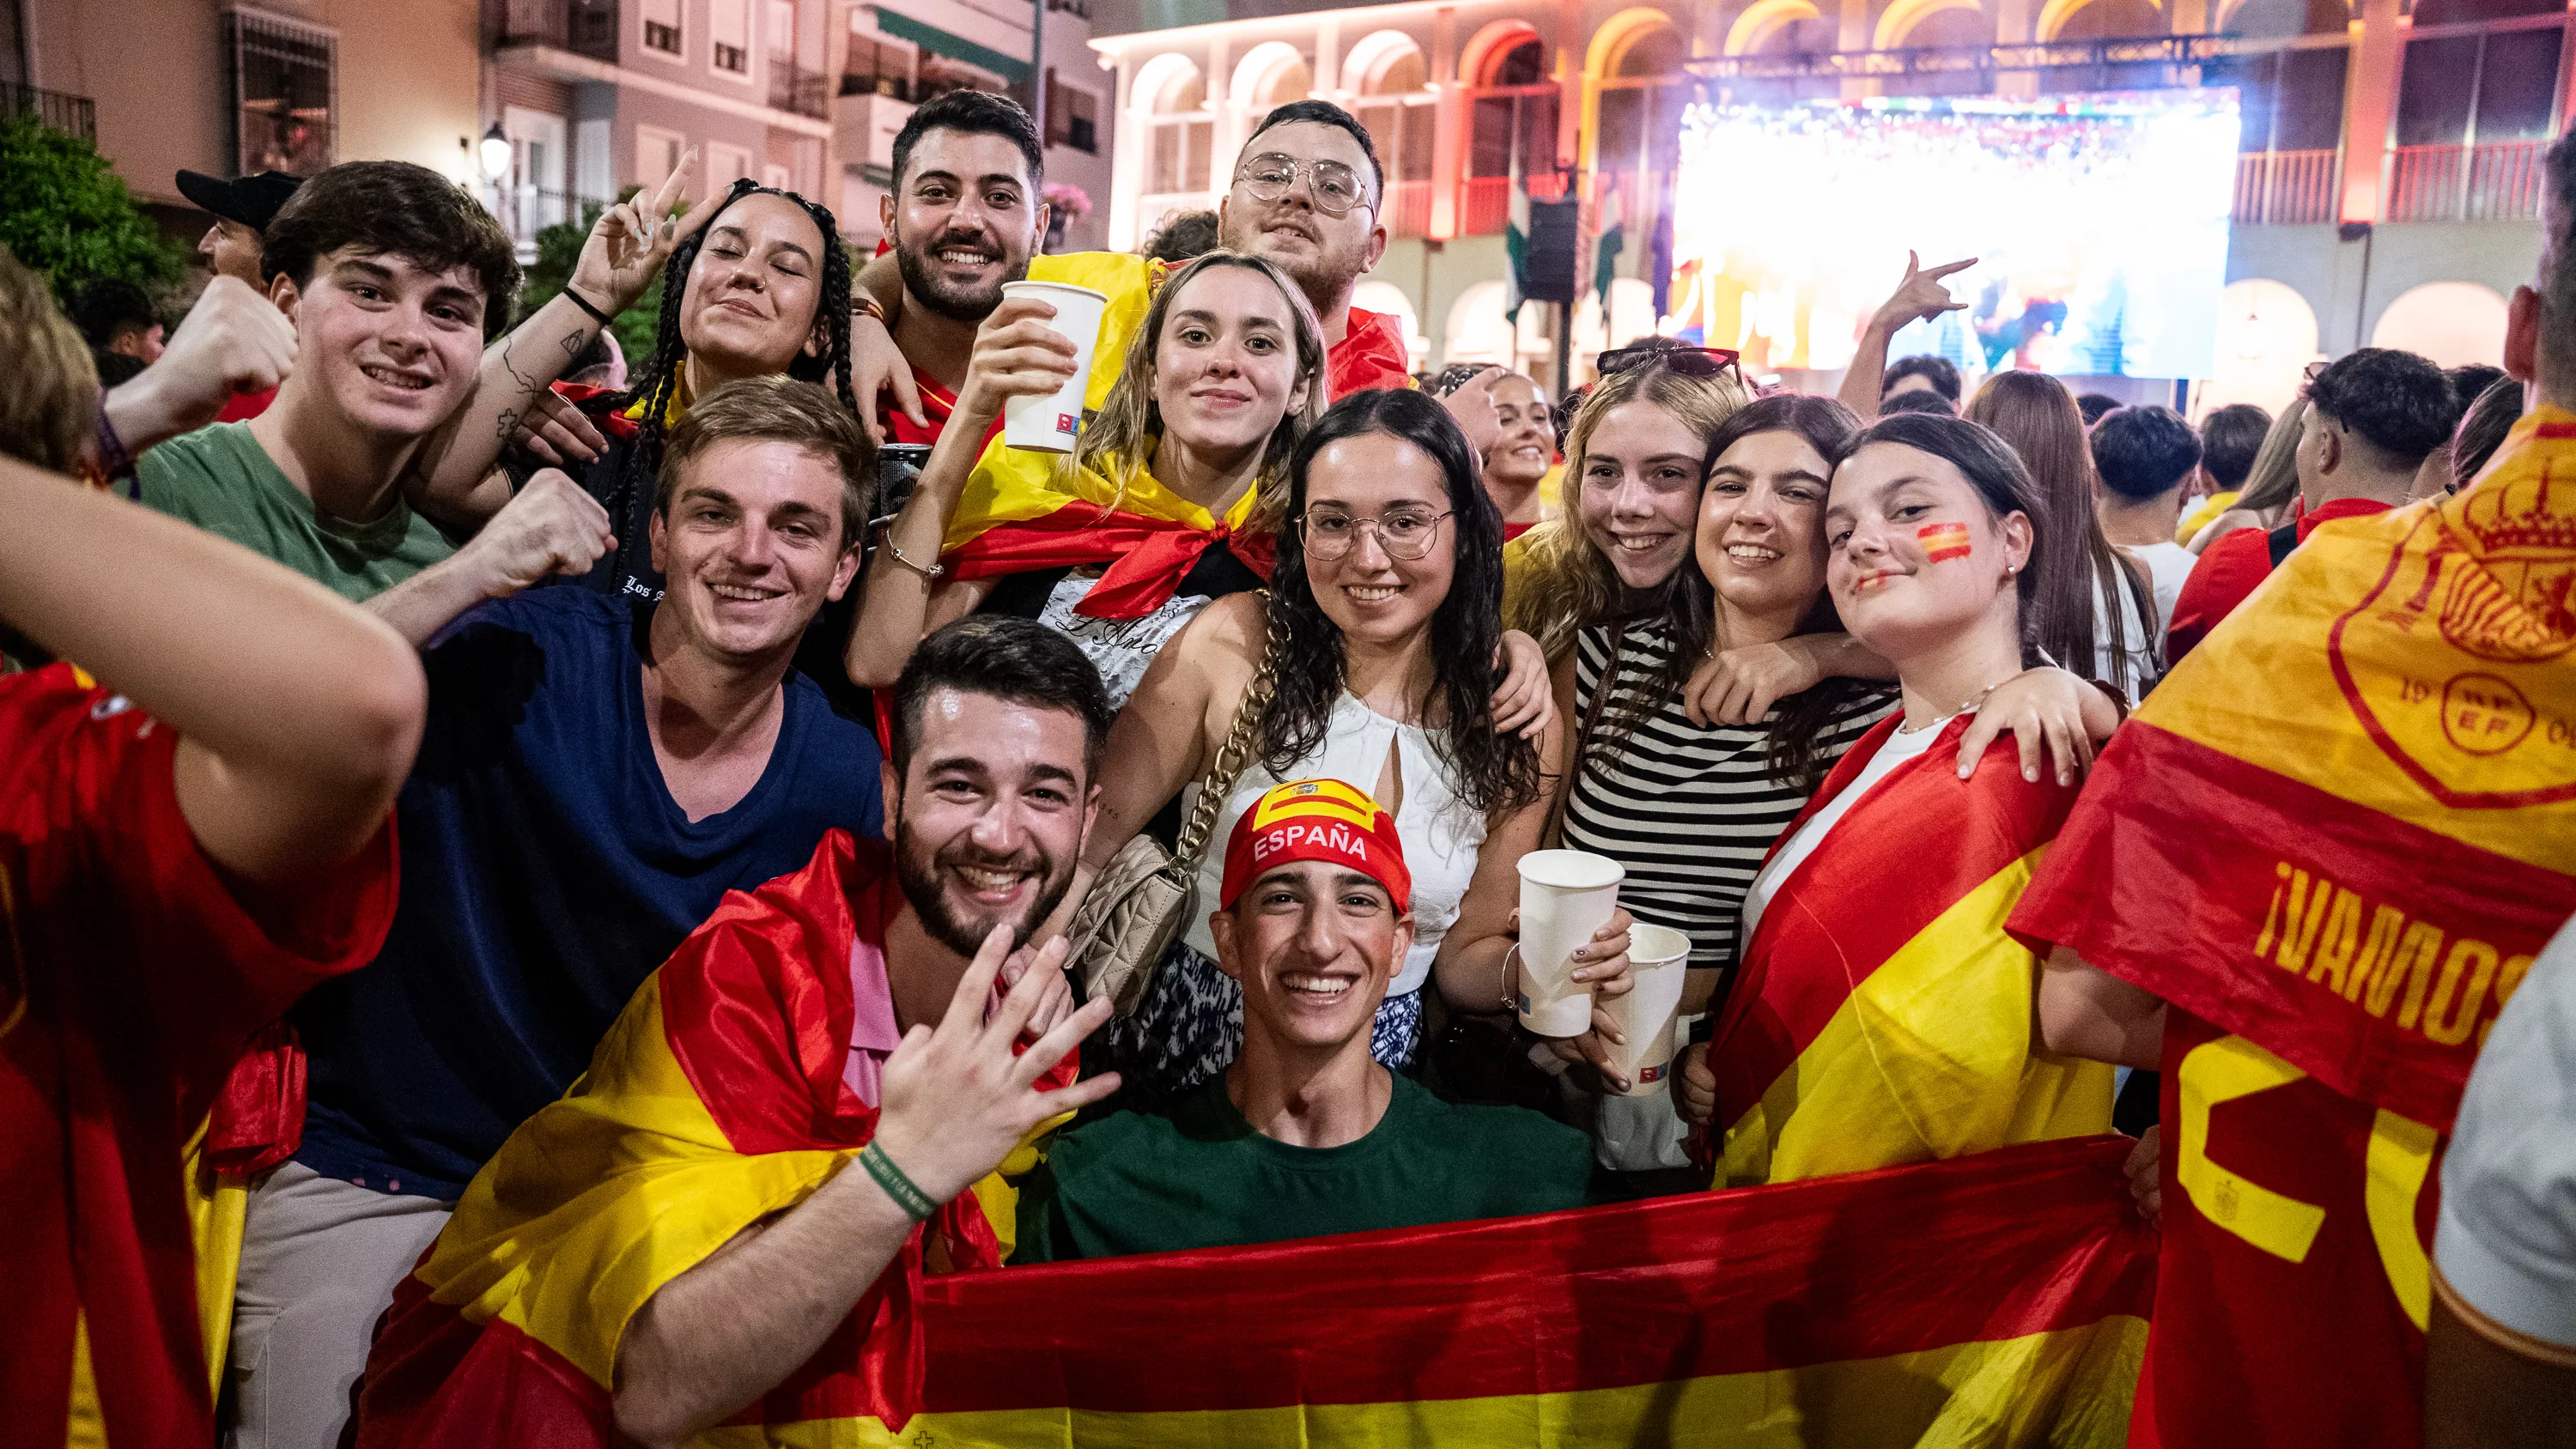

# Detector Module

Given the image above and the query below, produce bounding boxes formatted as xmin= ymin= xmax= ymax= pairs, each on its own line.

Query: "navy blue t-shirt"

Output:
xmin=293 ymin=588 xmax=884 ymax=1198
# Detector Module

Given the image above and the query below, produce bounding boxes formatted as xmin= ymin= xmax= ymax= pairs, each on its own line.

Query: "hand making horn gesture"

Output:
xmin=570 ymin=149 xmax=714 ymax=315
xmin=1870 ymin=250 xmax=1978 ymax=335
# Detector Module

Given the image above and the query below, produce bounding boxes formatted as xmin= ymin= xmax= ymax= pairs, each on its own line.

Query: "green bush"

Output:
xmin=517 ymin=196 xmax=662 ymax=363
xmin=0 ymin=113 xmax=184 ymax=309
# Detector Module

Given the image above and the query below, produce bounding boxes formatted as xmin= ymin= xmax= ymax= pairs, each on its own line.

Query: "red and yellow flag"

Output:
xmin=2011 ymin=408 xmax=2576 ymax=1447
xmin=368 ymin=1122 xmax=2153 ymax=1446
xmin=354 ymin=830 xmax=1069 ymax=1447
xmin=1710 ymin=715 xmax=2115 ymax=1188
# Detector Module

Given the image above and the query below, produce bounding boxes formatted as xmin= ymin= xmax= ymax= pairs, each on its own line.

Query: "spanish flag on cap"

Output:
xmin=1220 ymin=779 xmax=1411 ymax=913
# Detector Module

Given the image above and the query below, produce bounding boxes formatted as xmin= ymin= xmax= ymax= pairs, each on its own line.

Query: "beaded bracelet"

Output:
xmin=857 ymin=1141 xmax=939 ymax=1222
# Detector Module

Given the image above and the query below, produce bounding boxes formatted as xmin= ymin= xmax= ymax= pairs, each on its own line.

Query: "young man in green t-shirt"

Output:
xmin=137 ymin=156 xmax=702 ymax=603
xmin=1014 ymin=779 xmax=1595 ymax=1264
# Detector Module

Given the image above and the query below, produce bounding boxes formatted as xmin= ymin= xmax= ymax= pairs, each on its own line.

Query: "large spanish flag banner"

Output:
xmin=349 ymin=843 xmax=2153 ymax=1446
xmin=1710 ymin=715 xmax=2115 ymax=1188
xmin=2012 ymin=407 xmax=2576 ymax=1448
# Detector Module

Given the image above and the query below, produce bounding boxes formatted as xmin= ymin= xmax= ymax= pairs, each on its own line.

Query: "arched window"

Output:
xmin=1141 ymin=58 xmax=1213 ymax=199
xmin=2044 ymin=0 xmax=2166 ymax=40
xmin=1350 ymin=31 xmax=1434 ymax=233
xmin=1464 ymin=26 xmax=1560 ymax=233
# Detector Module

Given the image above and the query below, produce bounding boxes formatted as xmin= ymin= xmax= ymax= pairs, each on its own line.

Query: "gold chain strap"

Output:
xmin=1173 ymin=591 xmax=1284 ymax=867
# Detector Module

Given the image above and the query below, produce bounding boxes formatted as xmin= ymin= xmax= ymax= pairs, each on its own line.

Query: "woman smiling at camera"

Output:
xmin=1066 ymin=389 xmax=1629 ymax=1105
xmin=1680 ymin=412 xmax=2145 ymax=1188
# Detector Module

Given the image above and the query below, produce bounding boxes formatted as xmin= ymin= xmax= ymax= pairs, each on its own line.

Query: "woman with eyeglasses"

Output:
xmin=1060 ymin=388 xmax=1633 ymax=1105
xmin=1681 ymin=413 xmax=2156 ymax=1188
xmin=1515 ymin=362 xmax=2112 ymax=1168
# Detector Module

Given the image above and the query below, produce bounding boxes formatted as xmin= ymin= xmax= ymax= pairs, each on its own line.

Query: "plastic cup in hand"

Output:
xmin=999 ymin=280 xmax=1109 ymax=453
xmin=1604 ymin=924 xmax=1692 ymax=1094
xmin=1515 ymin=849 xmax=1624 ymax=1038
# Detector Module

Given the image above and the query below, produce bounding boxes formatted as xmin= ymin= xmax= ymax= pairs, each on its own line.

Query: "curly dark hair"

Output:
xmin=2305 ymin=347 xmax=2459 ymax=466
xmin=596 ymin=178 xmax=856 ymax=591
xmin=1262 ymin=388 xmax=1541 ymax=815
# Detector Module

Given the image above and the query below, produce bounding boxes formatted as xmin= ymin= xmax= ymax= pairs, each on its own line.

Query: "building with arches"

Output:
xmin=1084 ymin=0 xmax=2561 ymax=395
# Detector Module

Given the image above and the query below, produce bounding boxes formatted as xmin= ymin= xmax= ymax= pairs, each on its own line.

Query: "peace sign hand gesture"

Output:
xmin=1871 ymin=250 xmax=1977 ymax=335
xmin=571 ymin=150 xmax=713 ymax=313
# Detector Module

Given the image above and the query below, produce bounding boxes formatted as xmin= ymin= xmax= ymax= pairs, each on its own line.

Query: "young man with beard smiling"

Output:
xmin=225 ymin=378 xmax=888 ymax=1449
xmin=350 ymin=615 xmax=1120 ymax=1447
xmin=1013 ymin=779 xmax=1595 ymax=1264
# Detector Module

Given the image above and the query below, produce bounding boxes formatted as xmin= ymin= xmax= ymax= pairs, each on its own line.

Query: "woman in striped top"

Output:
xmin=1521 ymin=379 xmax=2116 ymax=1166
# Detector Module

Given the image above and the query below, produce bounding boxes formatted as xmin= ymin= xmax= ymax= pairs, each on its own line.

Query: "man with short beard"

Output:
xmin=1212 ymin=100 xmax=1415 ymax=397
xmin=352 ymin=615 xmax=1119 ymax=1447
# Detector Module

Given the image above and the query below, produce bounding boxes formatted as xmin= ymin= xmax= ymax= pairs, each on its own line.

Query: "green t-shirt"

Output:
xmin=1013 ymin=1071 xmax=1597 ymax=1264
xmin=139 ymin=421 xmax=459 ymax=601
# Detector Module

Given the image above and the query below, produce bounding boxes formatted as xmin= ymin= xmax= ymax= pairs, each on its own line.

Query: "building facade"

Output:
xmin=1089 ymin=0 xmax=2563 ymax=405
xmin=11 ymin=0 xmax=484 ymax=236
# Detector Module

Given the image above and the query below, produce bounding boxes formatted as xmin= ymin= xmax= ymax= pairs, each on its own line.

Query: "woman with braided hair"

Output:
xmin=516 ymin=178 xmax=863 ymax=602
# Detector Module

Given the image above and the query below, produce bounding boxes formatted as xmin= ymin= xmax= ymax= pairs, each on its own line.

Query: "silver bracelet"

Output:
xmin=883 ymin=536 xmax=945 ymax=580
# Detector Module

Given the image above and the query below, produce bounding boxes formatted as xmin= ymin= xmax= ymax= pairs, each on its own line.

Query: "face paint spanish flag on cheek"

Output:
xmin=1220 ymin=779 xmax=1411 ymax=913
xmin=1917 ymin=521 xmax=1974 ymax=562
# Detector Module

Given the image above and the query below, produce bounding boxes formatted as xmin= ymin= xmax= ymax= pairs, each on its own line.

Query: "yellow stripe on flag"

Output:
xmin=702 ymin=1319 xmax=2146 ymax=1449
xmin=1722 ymin=851 xmax=2113 ymax=1187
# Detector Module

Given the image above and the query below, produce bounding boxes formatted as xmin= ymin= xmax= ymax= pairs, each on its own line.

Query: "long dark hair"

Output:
xmin=1964 ymin=372 xmax=2154 ymax=693
xmin=1841 ymin=412 xmax=2064 ymax=658
xmin=1263 ymin=389 xmax=1541 ymax=815
xmin=598 ymin=178 xmax=856 ymax=585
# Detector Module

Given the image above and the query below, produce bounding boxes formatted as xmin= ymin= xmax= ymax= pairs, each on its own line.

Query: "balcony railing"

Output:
xmin=497 ymin=0 xmax=618 ymax=64
xmin=1384 ymin=180 xmax=1433 ymax=240
xmin=3 ymin=82 xmax=97 ymax=142
xmin=2387 ymin=140 xmax=2550 ymax=223
xmin=2234 ymin=149 xmax=2338 ymax=225
xmin=769 ymin=55 xmax=829 ymax=118
xmin=1457 ymin=173 xmax=1571 ymax=237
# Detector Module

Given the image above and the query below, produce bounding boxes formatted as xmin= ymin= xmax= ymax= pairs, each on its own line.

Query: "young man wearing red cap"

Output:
xmin=1012 ymin=779 xmax=1595 ymax=1264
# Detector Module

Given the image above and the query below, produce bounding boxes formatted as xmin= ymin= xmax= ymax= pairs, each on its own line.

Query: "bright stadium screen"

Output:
xmin=1665 ymin=92 xmax=2239 ymax=380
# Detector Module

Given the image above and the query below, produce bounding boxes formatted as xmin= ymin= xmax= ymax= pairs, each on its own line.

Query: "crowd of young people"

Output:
xmin=4 ymin=83 xmax=2573 ymax=1449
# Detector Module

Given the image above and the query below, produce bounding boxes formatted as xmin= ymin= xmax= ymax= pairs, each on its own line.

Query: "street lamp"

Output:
xmin=479 ymin=124 xmax=513 ymax=184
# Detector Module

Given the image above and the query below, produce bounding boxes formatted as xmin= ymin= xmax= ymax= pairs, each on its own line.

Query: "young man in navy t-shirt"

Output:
xmin=227 ymin=377 xmax=886 ymax=1449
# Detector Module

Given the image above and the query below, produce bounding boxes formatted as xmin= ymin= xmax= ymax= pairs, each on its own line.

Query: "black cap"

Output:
xmin=175 ymin=170 xmax=305 ymax=233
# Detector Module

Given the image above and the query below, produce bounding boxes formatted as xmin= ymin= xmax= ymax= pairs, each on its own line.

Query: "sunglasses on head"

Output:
xmin=1597 ymin=344 xmax=1744 ymax=385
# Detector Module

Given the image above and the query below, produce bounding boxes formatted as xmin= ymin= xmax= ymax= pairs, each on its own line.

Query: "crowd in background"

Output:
xmin=4 ymin=81 xmax=2573 ymax=1449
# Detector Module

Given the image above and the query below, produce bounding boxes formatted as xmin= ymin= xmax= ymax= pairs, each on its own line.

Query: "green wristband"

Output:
xmin=857 ymin=1142 xmax=939 ymax=1222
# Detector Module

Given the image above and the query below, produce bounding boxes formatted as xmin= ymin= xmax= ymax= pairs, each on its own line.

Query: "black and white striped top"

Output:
xmin=1560 ymin=616 xmax=1899 ymax=970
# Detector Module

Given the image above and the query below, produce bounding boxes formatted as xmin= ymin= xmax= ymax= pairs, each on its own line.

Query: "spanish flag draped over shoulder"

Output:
xmin=2010 ymin=408 xmax=2576 ymax=1449
xmin=934 ymin=252 xmax=1280 ymax=621
xmin=355 ymin=830 xmax=1073 ymax=1446
xmin=1710 ymin=714 xmax=2115 ymax=1189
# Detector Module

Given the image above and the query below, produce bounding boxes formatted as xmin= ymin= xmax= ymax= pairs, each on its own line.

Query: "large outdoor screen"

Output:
xmin=1666 ymin=92 xmax=2239 ymax=379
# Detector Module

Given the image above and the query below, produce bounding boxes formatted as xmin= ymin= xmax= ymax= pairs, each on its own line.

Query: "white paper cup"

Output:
xmin=1515 ymin=849 xmax=1624 ymax=1038
xmin=999 ymin=280 xmax=1109 ymax=453
xmin=1604 ymin=924 xmax=1692 ymax=1095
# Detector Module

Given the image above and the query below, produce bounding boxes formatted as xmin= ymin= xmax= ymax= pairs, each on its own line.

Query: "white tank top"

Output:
xmin=1183 ymin=693 xmax=1487 ymax=997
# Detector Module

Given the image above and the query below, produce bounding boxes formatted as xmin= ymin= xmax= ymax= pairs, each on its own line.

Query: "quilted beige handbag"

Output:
xmin=1066 ymin=594 xmax=1280 ymax=1016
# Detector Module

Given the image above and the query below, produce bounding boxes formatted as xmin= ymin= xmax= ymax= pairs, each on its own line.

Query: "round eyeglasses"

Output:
xmin=1299 ymin=507 xmax=1451 ymax=561
xmin=1235 ymin=152 xmax=1374 ymax=218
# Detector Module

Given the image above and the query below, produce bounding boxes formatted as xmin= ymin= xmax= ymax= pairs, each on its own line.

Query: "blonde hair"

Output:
xmin=0 ymin=246 xmax=99 ymax=472
xmin=1067 ymin=250 xmax=1327 ymax=530
xmin=1506 ymin=361 xmax=1750 ymax=658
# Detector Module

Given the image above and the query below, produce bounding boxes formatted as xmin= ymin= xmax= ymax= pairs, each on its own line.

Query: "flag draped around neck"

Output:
xmin=353 ymin=830 xmax=1077 ymax=1448
xmin=2008 ymin=406 xmax=2576 ymax=1449
xmin=1709 ymin=714 xmax=2114 ymax=1189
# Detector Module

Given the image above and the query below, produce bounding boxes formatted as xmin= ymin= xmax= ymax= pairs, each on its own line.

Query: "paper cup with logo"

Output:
xmin=1603 ymin=923 xmax=1692 ymax=1094
xmin=1515 ymin=849 xmax=1623 ymax=1037
xmin=999 ymin=279 xmax=1109 ymax=453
